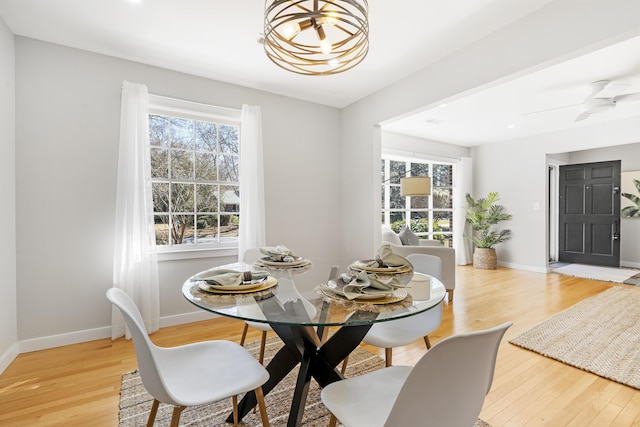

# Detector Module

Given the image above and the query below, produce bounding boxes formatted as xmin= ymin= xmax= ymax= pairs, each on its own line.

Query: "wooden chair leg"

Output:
xmin=328 ymin=414 xmax=338 ymax=427
xmin=385 ymin=348 xmax=393 ymax=367
xmin=240 ymin=323 xmax=249 ymax=345
xmin=169 ymin=405 xmax=185 ymax=427
xmin=424 ymin=335 xmax=432 ymax=349
xmin=255 ymin=386 xmax=271 ymax=427
xmin=340 ymin=355 xmax=349 ymax=375
xmin=231 ymin=395 xmax=239 ymax=426
xmin=146 ymin=399 xmax=160 ymax=427
xmin=259 ymin=331 xmax=267 ymax=364
xmin=447 ymin=289 xmax=454 ymax=302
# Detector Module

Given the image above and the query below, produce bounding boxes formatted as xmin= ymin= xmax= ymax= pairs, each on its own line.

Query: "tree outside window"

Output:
xmin=149 ymin=113 xmax=240 ymax=247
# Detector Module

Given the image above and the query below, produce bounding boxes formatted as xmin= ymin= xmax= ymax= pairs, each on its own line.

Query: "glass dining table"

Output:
xmin=182 ymin=261 xmax=446 ymax=427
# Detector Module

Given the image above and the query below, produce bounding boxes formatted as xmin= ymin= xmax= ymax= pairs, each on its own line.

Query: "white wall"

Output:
xmin=339 ymin=0 xmax=640 ymax=270
xmin=15 ymin=37 xmax=342 ymax=350
xmin=381 ymin=132 xmax=471 ymax=161
xmin=0 ymin=17 xmax=17 ymax=373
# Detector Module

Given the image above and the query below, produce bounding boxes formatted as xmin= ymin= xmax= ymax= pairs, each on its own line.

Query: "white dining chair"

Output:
xmin=321 ymin=322 xmax=512 ymax=427
xmin=345 ymin=253 xmax=444 ymax=369
xmin=107 ymin=287 xmax=271 ymax=427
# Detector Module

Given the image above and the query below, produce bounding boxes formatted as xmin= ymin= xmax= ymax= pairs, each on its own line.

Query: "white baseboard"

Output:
xmin=498 ymin=261 xmax=548 ymax=274
xmin=159 ymin=310 xmax=219 ymax=328
xmin=19 ymin=325 xmax=113 ymax=354
xmin=17 ymin=310 xmax=220 ymax=355
xmin=0 ymin=342 xmax=19 ymax=375
xmin=621 ymin=260 xmax=640 ymax=269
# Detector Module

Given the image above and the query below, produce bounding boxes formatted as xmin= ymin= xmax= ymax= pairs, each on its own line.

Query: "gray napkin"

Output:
xmin=260 ymin=245 xmax=296 ymax=262
xmin=194 ymin=269 xmax=268 ymax=287
xmin=340 ymin=270 xmax=407 ymax=300
xmin=357 ymin=245 xmax=412 ymax=269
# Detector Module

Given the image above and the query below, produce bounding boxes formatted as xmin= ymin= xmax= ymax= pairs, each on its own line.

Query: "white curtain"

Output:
xmin=453 ymin=157 xmax=474 ymax=265
xmin=112 ymin=81 xmax=160 ymax=339
xmin=238 ymin=105 xmax=266 ymax=261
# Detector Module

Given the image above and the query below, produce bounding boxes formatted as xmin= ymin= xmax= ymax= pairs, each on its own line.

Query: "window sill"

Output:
xmin=157 ymin=246 xmax=238 ymax=262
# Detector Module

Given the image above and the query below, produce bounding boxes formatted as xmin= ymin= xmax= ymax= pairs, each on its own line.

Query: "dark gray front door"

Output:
xmin=558 ymin=161 xmax=620 ymax=267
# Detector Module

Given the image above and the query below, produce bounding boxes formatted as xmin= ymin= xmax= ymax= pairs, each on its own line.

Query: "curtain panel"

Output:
xmin=238 ymin=105 xmax=266 ymax=261
xmin=112 ymin=81 xmax=160 ymax=339
xmin=453 ymin=157 xmax=474 ymax=265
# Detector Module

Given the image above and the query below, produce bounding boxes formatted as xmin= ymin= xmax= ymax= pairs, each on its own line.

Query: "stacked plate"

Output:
xmin=348 ymin=260 xmax=413 ymax=285
xmin=255 ymin=256 xmax=311 ymax=268
xmin=192 ymin=269 xmax=278 ymax=294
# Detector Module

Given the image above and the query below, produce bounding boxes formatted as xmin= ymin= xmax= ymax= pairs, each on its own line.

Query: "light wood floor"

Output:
xmin=1 ymin=266 xmax=639 ymax=426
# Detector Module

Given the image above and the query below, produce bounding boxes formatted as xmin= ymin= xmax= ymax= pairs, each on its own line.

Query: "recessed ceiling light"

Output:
xmin=438 ymin=103 xmax=447 ymax=108
xmin=507 ymin=124 xmax=516 ymax=129
xmin=424 ymin=118 xmax=443 ymax=125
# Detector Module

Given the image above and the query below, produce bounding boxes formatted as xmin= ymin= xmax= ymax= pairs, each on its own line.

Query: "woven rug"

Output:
xmin=551 ymin=263 xmax=640 ymax=285
xmin=510 ymin=286 xmax=640 ymax=389
xmin=119 ymin=336 xmax=492 ymax=426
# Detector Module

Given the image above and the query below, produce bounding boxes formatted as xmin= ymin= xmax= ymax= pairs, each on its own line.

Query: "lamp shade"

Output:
xmin=400 ymin=176 xmax=431 ymax=196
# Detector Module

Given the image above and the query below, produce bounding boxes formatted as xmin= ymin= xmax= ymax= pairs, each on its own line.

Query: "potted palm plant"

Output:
xmin=465 ymin=192 xmax=512 ymax=269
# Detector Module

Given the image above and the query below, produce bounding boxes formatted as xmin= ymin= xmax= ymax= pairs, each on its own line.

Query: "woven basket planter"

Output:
xmin=473 ymin=248 xmax=497 ymax=270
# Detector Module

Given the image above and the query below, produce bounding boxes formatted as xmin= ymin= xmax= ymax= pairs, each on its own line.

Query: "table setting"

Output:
xmin=253 ymin=245 xmax=312 ymax=272
xmin=348 ymin=245 xmax=414 ymax=284
xmin=190 ymin=268 xmax=279 ymax=299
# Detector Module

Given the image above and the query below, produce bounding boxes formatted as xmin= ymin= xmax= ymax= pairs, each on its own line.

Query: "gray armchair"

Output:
xmin=381 ymin=226 xmax=456 ymax=302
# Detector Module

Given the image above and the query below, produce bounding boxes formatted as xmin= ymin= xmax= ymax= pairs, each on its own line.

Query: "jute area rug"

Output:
xmin=119 ymin=336 xmax=492 ymax=426
xmin=510 ymin=286 xmax=640 ymax=389
xmin=551 ymin=263 xmax=640 ymax=285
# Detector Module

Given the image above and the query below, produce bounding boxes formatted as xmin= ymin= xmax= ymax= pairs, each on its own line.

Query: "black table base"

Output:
xmin=228 ymin=305 xmax=378 ymax=427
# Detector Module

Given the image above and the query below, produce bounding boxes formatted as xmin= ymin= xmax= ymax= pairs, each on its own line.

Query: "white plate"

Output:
xmin=257 ymin=257 xmax=310 ymax=267
xmin=324 ymin=279 xmax=400 ymax=300
xmin=197 ymin=279 xmax=265 ymax=291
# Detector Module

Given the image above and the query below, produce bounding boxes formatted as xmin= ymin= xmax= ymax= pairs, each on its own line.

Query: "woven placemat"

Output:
xmin=510 ymin=286 xmax=640 ymax=389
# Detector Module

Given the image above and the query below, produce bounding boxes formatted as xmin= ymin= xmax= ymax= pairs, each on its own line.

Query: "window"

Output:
xmin=381 ymin=156 xmax=454 ymax=247
xmin=148 ymin=96 xmax=241 ymax=249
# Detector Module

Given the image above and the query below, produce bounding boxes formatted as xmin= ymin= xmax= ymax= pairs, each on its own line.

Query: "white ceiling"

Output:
xmin=1 ymin=0 xmax=639 ymax=146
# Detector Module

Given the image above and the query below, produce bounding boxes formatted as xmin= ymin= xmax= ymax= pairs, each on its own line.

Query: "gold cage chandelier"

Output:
xmin=263 ymin=0 xmax=369 ymax=76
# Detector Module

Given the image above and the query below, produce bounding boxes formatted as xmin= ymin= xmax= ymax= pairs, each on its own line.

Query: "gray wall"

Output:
xmin=0 ymin=17 xmax=17 ymax=372
xmin=15 ymin=37 xmax=342 ymax=350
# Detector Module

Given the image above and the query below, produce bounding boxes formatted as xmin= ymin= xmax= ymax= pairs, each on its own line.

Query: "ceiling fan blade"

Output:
xmin=595 ymin=83 xmax=632 ymax=98
xmin=575 ymin=112 xmax=591 ymax=122
xmin=523 ymin=103 xmax=580 ymax=116
xmin=614 ymin=92 xmax=640 ymax=102
xmin=584 ymin=80 xmax=609 ymax=101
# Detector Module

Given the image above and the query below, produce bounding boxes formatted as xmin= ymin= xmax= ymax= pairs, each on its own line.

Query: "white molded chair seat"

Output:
xmin=321 ymin=322 xmax=512 ymax=427
xmin=359 ymin=253 xmax=444 ymax=367
xmin=107 ymin=287 xmax=270 ymax=427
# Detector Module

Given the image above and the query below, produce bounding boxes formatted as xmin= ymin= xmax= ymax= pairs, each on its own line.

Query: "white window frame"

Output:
xmin=381 ymin=154 xmax=455 ymax=246
xmin=148 ymin=95 xmax=242 ymax=259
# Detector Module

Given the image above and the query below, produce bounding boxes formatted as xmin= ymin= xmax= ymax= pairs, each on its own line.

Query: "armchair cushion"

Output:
xmin=399 ymin=226 xmax=419 ymax=246
xmin=382 ymin=226 xmax=403 ymax=246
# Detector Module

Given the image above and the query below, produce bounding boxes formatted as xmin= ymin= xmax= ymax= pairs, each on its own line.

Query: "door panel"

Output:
xmin=558 ymin=161 xmax=620 ymax=267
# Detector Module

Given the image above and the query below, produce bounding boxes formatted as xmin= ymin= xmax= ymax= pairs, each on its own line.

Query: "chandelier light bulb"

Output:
xmin=320 ymin=38 xmax=333 ymax=54
xmin=281 ymin=22 xmax=301 ymax=39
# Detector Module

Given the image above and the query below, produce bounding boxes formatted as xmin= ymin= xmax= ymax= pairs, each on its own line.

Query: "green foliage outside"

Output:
xmin=465 ymin=192 xmax=512 ymax=248
xmin=621 ymin=179 xmax=640 ymax=218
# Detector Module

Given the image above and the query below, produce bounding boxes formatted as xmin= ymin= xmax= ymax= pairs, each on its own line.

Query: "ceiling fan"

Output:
xmin=526 ymin=80 xmax=640 ymax=122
